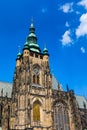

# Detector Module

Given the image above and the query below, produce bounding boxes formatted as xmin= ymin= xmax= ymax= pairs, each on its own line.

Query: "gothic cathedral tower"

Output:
xmin=10 ymin=22 xmax=52 ymax=130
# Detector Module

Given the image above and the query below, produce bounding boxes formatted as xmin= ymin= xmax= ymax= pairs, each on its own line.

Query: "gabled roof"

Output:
xmin=52 ymin=75 xmax=63 ymax=91
xmin=0 ymin=75 xmax=63 ymax=98
xmin=0 ymin=81 xmax=12 ymax=98
xmin=0 ymin=80 xmax=87 ymax=110
xmin=76 ymin=95 xmax=87 ymax=109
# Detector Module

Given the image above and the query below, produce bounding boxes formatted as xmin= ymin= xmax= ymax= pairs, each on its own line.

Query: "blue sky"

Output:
xmin=0 ymin=0 xmax=87 ymax=98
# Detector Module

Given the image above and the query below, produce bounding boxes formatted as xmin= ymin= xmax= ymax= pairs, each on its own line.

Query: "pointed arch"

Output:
xmin=33 ymin=64 xmax=41 ymax=70
xmin=33 ymin=100 xmax=41 ymax=121
xmin=53 ymin=102 xmax=70 ymax=130
xmin=32 ymin=64 xmax=41 ymax=85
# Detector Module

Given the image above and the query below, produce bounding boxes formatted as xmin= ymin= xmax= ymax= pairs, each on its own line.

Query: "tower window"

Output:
xmin=30 ymin=52 xmax=34 ymax=57
xmin=33 ymin=74 xmax=40 ymax=84
xmin=40 ymin=55 xmax=43 ymax=59
xmin=35 ymin=54 xmax=38 ymax=58
xmin=33 ymin=68 xmax=40 ymax=84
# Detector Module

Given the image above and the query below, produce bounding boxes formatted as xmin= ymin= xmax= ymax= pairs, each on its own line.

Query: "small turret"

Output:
xmin=43 ymin=47 xmax=49 ymax=56
xmin=1 ymin=88 xmax=3 ymax=97
xmin=57 ymin=83 xmax=61 ymax=91
xmin=43 ymin=46 xmax=49 ymax=70
xmin=23 ymin=42 xmax=29 ymax=56
xmin=16 ymin=47 xmax=21 ymax=67
xmin=43 ymin=45 xmax=49 ymax=62
xmin=66 ymin=84 xmax=69 ymax=92
xmin=6 ymin=92 xmax=8 ymax=97
xmin=17 ymin=52 xmax=21 ymax=59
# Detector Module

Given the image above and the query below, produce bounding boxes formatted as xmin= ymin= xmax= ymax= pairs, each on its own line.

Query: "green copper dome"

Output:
xmin=29 ymin=42 xmax=41 ymax=53
xmin=29 ymin=33 xmax=36 ymax=37
xmin=26 ymin=22 xmax=41 ymax=53
xmin=43 ymin=47 xmax=49 ymax=56
xmin=23 ymin=42 xmax=29 ymax=50
xmin=17 ymin=52 xmax=21 ymax=59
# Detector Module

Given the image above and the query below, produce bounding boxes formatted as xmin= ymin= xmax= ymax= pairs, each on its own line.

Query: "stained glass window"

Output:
xmin=54 ymin=103 xmax=70 ymax=130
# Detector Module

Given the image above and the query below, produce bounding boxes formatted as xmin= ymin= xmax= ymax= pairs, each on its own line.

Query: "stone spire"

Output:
xmin=1 ymin=88 xmax=3 ymax=97
xmin=66 ymin=84 xmax=69 ymax=92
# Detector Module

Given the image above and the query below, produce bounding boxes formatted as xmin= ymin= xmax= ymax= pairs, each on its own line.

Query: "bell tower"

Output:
xmin=10 ymin=21 xmax=52 ymax=130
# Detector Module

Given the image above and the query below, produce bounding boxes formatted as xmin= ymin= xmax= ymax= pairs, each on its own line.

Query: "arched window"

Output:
xmin=33 ymin=75 xmax=36 ymax=83
xmin=37 ymin=75 xmax=39 ymax=84
xmin=33 ymin=68 xmax=40 ymax=85
xmin=54 ymin=103 xmax=70 ymax=130
xmin=33 ymin=101 xmax=40 ymax=121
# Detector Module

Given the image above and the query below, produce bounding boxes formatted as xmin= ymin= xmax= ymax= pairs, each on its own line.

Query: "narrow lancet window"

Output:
xmin=54 ymin=103 xmax=70 ymax=130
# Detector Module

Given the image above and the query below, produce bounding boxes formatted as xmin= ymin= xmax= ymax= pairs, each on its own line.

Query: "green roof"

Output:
xmin=29 ymin=33 xmax=36 ymax=37
xmin=43 ymin=47 xmax=49 ymax=55
xmin=17 ymin=52 xmax=21 ymax=59
xmin=0 ymin=82 xmax=12 ymax=98
xmin=30 ymin=48 xmax=40 ymax=53
xmin=25 ymin=22 xmax=41 ymax=53
xmin=23 ymin=42 xmax=29 ymax=49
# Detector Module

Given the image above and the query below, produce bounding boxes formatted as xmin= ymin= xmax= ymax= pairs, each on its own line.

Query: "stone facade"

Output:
xmin=0 ymin=22 xmax=87 ymax=130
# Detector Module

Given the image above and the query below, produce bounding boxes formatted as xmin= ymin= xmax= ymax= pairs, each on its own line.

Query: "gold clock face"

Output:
xmin=33 ymin=68 xmax=39 ymax=75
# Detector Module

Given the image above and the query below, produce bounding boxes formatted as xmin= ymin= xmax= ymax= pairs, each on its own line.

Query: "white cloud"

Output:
xmin=78 ymin=0 xmax=87 ymax=10
xmin=61 ymin=30 xmax=72 ymax=46
xmin=76 ymin=11 xmax=80 ymax=14
xmin=81 ymin=47 xmax=86 ymax=53
xmin=76 ymin=13 xmax=87 ymax=37
xmin=41 ymin=8 xmax=47 ymax=13
xmin=59 ymin=2 xmax=73 ymax=13
xmin=65 ymin=22 xmax=70 ymax=27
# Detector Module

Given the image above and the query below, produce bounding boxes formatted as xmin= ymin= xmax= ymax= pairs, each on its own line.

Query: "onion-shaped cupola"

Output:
xmin=16 ymin=52 xmax=21 ymax=59
xmin=16 ymin=50 xmax=21 ymax=67
xmin=43 ymin=46 xmax=49 ymax=56
xmin=27 ymin=21 xmax=41 ymax=53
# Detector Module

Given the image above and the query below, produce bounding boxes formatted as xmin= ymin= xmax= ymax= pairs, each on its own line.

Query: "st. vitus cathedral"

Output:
xmin=0 ymin=22 xmax=87 ymax=130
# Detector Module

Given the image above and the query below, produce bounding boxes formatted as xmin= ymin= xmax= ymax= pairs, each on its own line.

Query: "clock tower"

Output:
xmin=10 ymin=21 xmax=52 ymax=130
